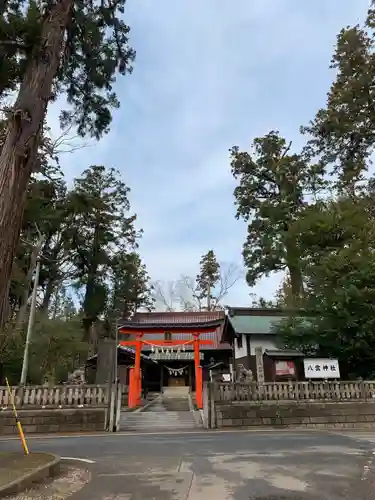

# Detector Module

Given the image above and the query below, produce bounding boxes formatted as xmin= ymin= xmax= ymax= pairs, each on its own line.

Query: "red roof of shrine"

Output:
xmin=131 ymin=311 xmax=225 ymax=323
xmin=119 ymin=311 xmax=232 ymax=350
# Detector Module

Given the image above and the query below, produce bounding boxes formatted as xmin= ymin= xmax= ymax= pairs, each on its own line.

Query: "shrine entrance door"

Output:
xmin=168 ymin=377 xmax=185 ymax=387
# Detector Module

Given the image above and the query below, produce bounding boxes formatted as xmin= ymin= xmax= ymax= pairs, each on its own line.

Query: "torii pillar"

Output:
xmin=193 ymin=333 xmax=203 ymax=409
xmin=120 ymin=330 xmax=213 ymax=409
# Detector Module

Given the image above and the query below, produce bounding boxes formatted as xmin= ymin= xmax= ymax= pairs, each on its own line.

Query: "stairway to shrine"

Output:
xmin=119 ymin=388 xmax=202 ymax=432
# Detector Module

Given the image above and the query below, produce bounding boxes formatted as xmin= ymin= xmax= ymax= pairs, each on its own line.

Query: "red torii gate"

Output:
xmin=119 ymin=324 xmax=217 ymax=409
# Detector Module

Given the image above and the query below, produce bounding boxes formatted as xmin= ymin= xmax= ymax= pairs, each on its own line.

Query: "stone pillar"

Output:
xmin=96 ymin=339 xmax=117 ymax=384
xmin=255 ymin=347 xmax=265 ymax=384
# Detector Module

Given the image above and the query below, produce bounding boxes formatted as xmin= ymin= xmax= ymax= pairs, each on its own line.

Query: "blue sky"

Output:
xmin=48 ymin=0 xmax=370 ymax=308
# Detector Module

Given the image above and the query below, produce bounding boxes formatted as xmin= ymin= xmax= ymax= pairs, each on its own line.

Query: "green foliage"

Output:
xmin=195 ymin=250 xmax=220 ymax=310
xmin=49 ymin=287 xmax=78 ymax=320
xmin=69 ymin=165 xmax=140 ymax=334
xmin=28 ymin=314 xmax=86 ymax=383
xmin=1 ymin=314 xmax=85 ymax=384
xmin=275 ymin=194 xmax=375 ymax=378
xmin=278 ymin=253 xmax=375 ymax=378
xmin=4 ymin=161 xmax=153 ymax=379
xmin=231 ymin=131 xmax=324 ymax=300
xmin=8 ymin=174 xmax=71 ymax=316
xmin=108 ymin=251 xmax=154 ymax=321
xmin=250 ymin=295 xmax=277 ymax=308
xmin=0 ymin=0 xmax=135 ymax=329
xmin=302 ymin=2 xmax=375 ymax=194
xmin=0 ymin=0 xmax=135 ymax=138
xmin=232 ymin=1 xmax=375 ymax=379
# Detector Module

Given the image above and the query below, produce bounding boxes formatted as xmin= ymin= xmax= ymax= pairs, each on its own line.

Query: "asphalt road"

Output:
xmin=1 ymin=429 xmax=375 ymax=499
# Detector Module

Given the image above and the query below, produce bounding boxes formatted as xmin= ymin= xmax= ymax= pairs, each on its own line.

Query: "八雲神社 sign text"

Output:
xmin=303 ymin=359 xmax=340 ymax=379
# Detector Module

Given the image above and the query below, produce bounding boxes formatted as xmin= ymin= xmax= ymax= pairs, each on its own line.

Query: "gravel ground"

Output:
xmin=3 ymin=465 xmax=90 ymax=500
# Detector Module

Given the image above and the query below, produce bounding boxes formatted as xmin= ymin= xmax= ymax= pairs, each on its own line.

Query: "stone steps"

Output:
xmin=162 ymin=397 xmax=190 ymax=412
xmin=120 ymin=394 xmax=201 ymax=432
xmin=120 ymin=411 xmax=198 ymax=431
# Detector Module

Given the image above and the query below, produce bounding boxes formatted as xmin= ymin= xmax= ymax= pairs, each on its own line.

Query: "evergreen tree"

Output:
xmin=69 ymin=165 xmax=139 ymax=343
xmin=49 ymin=286 xmax=77 ymax=320
xmin=108 ymin=251 xmax=154 ymax=321
xmin=277 ymin=196 xmax=375 ymax=378
xmin=0 ymin=0 xmax=135 ymax=328
xmin=196 ymin=250 xmax=220 ymax=311
xmin=231 ymin=131 xmax=324 ymax=304
xmin=274 ymin=273 xmax=293 ymax=308
xmin=302 ymin=1 xmax=375 ymax=195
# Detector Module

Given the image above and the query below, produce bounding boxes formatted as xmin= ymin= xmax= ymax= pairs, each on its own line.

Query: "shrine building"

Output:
xmin=119 ymin=311 xmax=235 ymax=394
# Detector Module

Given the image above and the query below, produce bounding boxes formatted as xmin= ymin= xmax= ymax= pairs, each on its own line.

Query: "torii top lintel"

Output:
xmin=118 ymin=319 xmax=222 ymax=336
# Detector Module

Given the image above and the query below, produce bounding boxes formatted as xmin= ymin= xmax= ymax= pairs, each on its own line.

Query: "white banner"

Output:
xmin=303 ymin=358 xmax=340 ymax=379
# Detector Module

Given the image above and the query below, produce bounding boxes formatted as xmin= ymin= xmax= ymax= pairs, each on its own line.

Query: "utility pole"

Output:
xmin=20 ymin=256 xmax=41 ymax=385
xmin=114 ymin=317 xmax=119 ymax=383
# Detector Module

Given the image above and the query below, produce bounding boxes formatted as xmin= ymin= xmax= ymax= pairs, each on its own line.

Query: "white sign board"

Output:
xmin=303 ymin=358 xmax=340 ymax=379
xmin=149 ymin=351 xmax=204 ymax=361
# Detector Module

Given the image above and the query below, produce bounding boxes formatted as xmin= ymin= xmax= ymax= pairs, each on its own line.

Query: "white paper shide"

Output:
xmin=303 ymin=358 xmax=340 ymax=379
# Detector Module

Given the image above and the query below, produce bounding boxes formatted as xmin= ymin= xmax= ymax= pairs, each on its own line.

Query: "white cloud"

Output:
xmin=48 ymin=0 xmax=370 ymax=308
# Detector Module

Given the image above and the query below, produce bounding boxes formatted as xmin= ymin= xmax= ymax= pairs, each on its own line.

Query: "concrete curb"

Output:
xmin=0 ymin=454 xmax=60 ymax=498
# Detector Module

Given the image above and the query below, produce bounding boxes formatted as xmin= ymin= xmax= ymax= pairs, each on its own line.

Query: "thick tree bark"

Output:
xmin=284 ymin=235 xmax=304 ymax=307
xmin=0 ymin=0 xmax=72 ymax=328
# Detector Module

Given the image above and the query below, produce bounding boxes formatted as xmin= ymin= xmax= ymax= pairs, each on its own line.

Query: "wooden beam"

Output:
xmin=120 ymin=339 xmax=214 ymax=346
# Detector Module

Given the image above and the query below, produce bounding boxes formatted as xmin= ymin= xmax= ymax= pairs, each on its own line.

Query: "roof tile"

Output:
xmin=121 ymin=311 xmax=230 ymax=350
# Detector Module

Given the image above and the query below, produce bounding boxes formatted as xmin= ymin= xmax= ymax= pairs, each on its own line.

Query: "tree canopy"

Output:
xmin=5 ymin=0 xmax=375 ymax=384
xmin=0 ymin=0 xmax=136 ymax=328
xmin=1 ymin=159 xmax=154 ymax=383
xmin=231 ymin=131 xmax=324 ymax=303
xmin=231 ymin=0 xmax=375 ymax=379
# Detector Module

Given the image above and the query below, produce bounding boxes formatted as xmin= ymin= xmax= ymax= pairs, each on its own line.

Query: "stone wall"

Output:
xmin=214 ymin=401 xmax=375 ymax=429
xmin=0 ymin=408 xmax=106 ymax=435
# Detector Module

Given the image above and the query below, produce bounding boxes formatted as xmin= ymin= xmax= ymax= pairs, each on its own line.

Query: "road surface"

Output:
xmin=1 ymin=429 xmax=375 ymax=499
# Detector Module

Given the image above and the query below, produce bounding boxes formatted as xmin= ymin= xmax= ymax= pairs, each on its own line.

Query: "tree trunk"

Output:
xmin=284 ymin=236 xmax=304 ymax=307
xmin=42 ymin=279 xmax=57 ymax=312
xmin=287 ymin=264 xmax=303 ymax=304
xmin=14 ymin=241 xmax=42 ymax=333
xmin=82 ymin=219 xmax=101 ymax=342
xmin=41 ymin=235 xmax=64 ymax=312
xmin=0 ymin=0 xmax=73 ymax=329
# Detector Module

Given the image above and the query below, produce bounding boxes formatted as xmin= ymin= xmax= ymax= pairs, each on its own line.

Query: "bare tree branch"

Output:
xmin=44 ymin=124 xmax=92 ymax=156
xmin=151 ymin=280 xmax=178 ymax=311
xmin=213 ymin=262 xmax=244 ymax=307
xmin=151 ymin=262 xmax=244 ymax=312
xmin=176 ymin=275 xmax=201 ymax=312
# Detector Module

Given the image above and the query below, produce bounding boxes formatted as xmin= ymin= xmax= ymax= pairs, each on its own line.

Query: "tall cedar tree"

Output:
xmin=195 ymin=250 xmax=220 ymax=311
xmin=230 ymin=131 xmax=323 ymax=303
xmin=302 ymin=1 xmax=375 ymax=195
xmin=108 ymin=251 xmax=154 ymax=321
xmin=0 ymin=0 xmax=135 ymax=327
xmin=69 ymin=165 xmax=139 ymax=341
